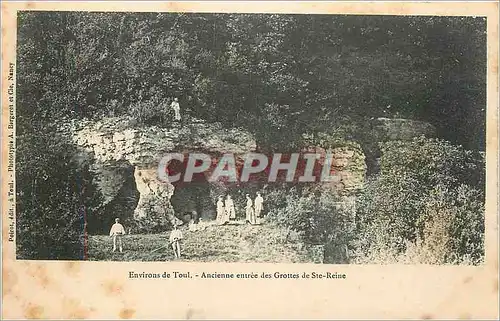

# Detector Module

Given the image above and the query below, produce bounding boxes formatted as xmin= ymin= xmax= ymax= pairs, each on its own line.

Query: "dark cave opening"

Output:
xmin=167 ymin=158 xmax=216 ymax=224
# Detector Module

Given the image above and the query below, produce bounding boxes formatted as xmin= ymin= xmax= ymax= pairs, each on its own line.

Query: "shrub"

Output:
xmin=16 ymin=128 xmax=104 ymax=260
xmin=353 ymin=136 xmax=485 ymax=264
xmin=419 ymin=184 xmax=484 ymax=264
xmin=266 ymin=185 xmax=355 ymax=262
xmin=129 ymin=96 xmax=172 ymax=127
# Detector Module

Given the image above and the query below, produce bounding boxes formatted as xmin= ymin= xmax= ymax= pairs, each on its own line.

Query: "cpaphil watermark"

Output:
xmin=157 ymin=152 xmax=341 ymax=184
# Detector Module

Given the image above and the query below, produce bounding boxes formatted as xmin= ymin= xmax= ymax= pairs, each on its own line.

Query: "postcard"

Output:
xmin=2 ymin=1 xmax=498 ymax=319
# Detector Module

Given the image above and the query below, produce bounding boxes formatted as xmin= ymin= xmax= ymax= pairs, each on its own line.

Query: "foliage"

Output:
xmin=15 ymin=12 xmax=486 ymax=263
xmin=17 ymin=12 xmax=486 ymax=151
xmin=353 ymin=137 xmax=485 ymax=264
xmin=128 ymin=97 xmax=171 ymax=127
xmin=16 ymin=126 xmax=104 ymax=260
xmin=266 ymin=186 xmax=354 ymax=249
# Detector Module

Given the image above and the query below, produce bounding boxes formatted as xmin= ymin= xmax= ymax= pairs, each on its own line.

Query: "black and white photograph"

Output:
xmin=14 ymin=9 xmax=488 ymax=266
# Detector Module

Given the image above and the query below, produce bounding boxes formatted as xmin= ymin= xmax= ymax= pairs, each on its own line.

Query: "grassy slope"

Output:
xmin=87 ymin=221 xmax=317 ymax=263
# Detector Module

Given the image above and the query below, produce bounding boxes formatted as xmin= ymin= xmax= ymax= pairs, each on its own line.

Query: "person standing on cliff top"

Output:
xmin=170 ymin=97 xmax=181 ymax=122
xmin=169 ymin=224 xmax=183 ymax=259
xmin=109 ymin=218 xmax=125 ymax=253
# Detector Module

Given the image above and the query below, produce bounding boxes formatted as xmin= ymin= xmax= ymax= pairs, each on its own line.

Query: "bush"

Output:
xmin=16 ymin=128 xmax=104 ymax=260
xmin=353 ymin=136 xmax=485 ymax=264
xmin=419 ymin=184 xmax=484 ymax=264
xmin=129 ymin=97 xmax=172 ymax=127
xmin=266 ymin=185 xmax=354 ymax=262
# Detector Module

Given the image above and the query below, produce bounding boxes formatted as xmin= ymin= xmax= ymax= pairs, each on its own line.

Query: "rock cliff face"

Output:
xmin=62 ymin=116 xmax=440 ymax=232
xmin=63 ymin=117 xmax=367 ymax=230
xmin=63 ymin=117 xmax=256 ymax=230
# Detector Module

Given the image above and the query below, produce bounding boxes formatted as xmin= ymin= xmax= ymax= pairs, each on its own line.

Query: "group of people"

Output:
xmin=109 ymin=191 xmax=266 ymax=259
xmin=216 ymin=192 xmax=264 ymax=225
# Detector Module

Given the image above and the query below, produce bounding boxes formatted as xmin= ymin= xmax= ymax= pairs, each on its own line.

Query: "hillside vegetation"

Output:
xmin=15 ymin=13 xmax=486 ymax=264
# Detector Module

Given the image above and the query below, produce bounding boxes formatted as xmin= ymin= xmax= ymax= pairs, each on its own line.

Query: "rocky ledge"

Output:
xmin=59 ymin=116 xmax=435 ymax=232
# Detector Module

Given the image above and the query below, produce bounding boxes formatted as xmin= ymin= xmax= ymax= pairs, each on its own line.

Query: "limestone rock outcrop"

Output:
xmin=372 ymin=117 xmax=436 ymax=141
xmin=61 ymin=114 xmax=437 ymax=232
xmin=61 ymin=116 xmax=369 ymax=229
xmin=62 ymin=117 xmax=256 ymax=227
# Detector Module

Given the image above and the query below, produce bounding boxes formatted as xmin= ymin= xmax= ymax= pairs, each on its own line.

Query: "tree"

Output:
xmin=17 ymin=12 xmax=486 ymax=151
xmin=16 ymin=125 xmax=103 ymax=260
